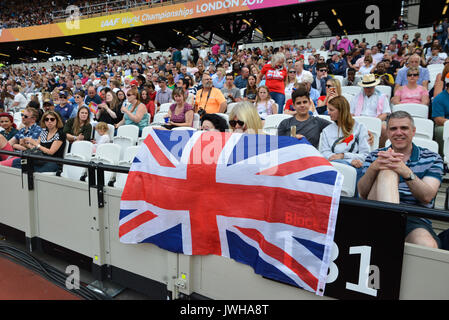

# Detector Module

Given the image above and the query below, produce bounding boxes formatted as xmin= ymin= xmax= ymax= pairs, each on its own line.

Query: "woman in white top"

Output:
xmin=284 ymin=68 xmax=298 ymax=101
xmin=358 ymin=55 xmax=375 ymax=75
xmin=319 ymin=95 xmax=370 ymax=171
xmin=254 ymin=85 xmax=278 ymax=120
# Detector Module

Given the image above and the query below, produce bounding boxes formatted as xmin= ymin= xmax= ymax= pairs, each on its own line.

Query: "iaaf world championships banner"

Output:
xmin=0 ymin=0 xmax=318 ymax=43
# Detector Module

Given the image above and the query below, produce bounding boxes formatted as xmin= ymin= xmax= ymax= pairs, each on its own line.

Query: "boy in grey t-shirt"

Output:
xmin=277 ymin=87 xmax=331 ymax=148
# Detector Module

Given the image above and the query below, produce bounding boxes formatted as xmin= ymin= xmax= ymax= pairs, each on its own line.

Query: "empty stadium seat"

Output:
xmin=376 ymin=85 xmax=392 ymax=99
xmin=263 ymin=114 xmax=292 ymax=135
xmin=193 ymin=113 xmax=201 ymax=129
xmin=443 ymin=120 xmax=449 ymax=164
xmin=91 ymin=143 xmax=121 ymax=185
xmin=115 ymin=146 xmax=140 ymax=189
xmin=341 ymin=86 xmax=362 ymax=96
xmin=158 ymin=103 xmax=172 ymax=113
xmin=61 ymin=141 xmax=93 ymax=181
xmin=112 ymin=125 xmax=139 ymax=160
xmin=138 ymin=126 xmax=153 ymax=145
xmin=413 ymin=117 xmax=434 ymax=140
xmin=392 ymin=103 xmax=429 ymax=119
xmin=354 ymin=116 xmax=381 ymax=151
xmin=331 ymin=161 xmax=357 ymax=197
xmin=332 ymin=75 xmax=344 ymax=87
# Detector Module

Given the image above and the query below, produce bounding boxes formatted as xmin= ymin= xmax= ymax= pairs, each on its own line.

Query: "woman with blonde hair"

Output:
xmin=212 ymin=67 xmax=226 ymax=89
xmin=316 ymin=78 xmax=341 ymax=114
xmin=319 ymin=95 xmax=370 ymax=172
xmin=228 ymin=101 xmax=263 ymax=134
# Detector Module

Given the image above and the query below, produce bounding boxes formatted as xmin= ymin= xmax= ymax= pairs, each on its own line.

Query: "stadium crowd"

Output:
xmin=1 ymin=29 xmax=449 ymax=250
xmin=0 ymin=0 xmax=172 ymax=28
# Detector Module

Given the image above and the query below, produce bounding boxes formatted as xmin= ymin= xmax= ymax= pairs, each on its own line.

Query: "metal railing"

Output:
xmin=1 ymin=148 xmax=449 ymax=221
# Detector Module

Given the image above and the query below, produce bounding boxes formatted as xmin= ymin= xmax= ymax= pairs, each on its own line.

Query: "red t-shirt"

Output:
xmin=260 ymin=64 xmax=287 ymax=94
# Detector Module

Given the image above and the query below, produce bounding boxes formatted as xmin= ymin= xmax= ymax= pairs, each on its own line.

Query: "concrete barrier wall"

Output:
xmin=0 ymin=168 xmax=448 ymax=299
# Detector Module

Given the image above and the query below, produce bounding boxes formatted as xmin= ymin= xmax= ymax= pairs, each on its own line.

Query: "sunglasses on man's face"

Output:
xmin=21 ymin=114 xmax=29 ymax=119
xmin=229 ymin=119 xmax=245 ymax=127
xmin=319 ymin=69 xmax=327 ymax=72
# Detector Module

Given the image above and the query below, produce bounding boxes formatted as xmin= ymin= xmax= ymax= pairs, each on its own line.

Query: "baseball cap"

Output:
xmin=130 ymin=80 xmax=139 ymax=86
xmin=43 ymin=98 xmax=53 ymax=106
xmin=59 ymin=91 xmax=68 ymax=98
xmin=158 ymin=76 xmax=167 ymax=83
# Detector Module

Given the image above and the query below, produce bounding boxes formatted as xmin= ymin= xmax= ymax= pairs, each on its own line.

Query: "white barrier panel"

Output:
xmin=0 ymin=168 xmax=448 ymax=299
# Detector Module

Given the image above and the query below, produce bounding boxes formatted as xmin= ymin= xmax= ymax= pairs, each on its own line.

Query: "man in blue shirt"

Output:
xmin=233 ymin=67 xmax=249 ymax=89
xmin=84 ymin=85 xmax=103 ymax=106
xmin=394 ymin=54 xmax=430 ymax=93
xmin=358 ymin=111 xmax=444 ymax=249
xmin=8 ymin=107 xmax=42 ymax=151
xmin=431 ymin=75 xmax=449 ymax=156
xmin=54 ymin=91 xmax=74 ymax=123
xmin=328 ymin=52 xmax=348 ymax=76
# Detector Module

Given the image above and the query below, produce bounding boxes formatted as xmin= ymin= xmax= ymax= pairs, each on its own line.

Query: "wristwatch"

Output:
xmin=404 ymin=172 xmax=416 ymax=181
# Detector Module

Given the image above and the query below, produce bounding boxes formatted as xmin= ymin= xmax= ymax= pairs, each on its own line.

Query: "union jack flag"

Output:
xmin=119 ymin=128 xmax=342 ymax=295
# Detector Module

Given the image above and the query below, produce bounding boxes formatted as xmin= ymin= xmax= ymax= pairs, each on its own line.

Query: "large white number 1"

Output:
xmin=345 ymin=246 xmax=377 ymax=297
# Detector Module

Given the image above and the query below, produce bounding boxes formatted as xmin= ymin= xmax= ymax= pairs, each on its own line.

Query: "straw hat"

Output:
xmin=358 ymin=73 xmax=380 ymax=87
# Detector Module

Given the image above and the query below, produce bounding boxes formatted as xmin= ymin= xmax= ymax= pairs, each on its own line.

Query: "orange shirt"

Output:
xmin=195 ymin=87 xmax=226 ymax=114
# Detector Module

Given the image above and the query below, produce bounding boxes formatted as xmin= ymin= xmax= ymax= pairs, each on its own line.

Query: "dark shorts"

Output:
xmin=405 ymin=217 xmax=442 ymax=248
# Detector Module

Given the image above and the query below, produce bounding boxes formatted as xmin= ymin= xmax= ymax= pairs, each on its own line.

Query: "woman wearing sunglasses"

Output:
xmin=284 ymin=68 xmax=298 ymax=101
xmin=316 ymin=78 xmax=341 ymax=114
xmin=116 ymin=87 xmax=149 ymax=135
xmin=10 ymin=111 xmax=66 ymax=172
xmin=228 ymin=101 xmax=263 ymax=134
xmin=0 ymin=113 xmax=18 ymax=141
xmin=391 ymin=66 xmax=430 ymax=106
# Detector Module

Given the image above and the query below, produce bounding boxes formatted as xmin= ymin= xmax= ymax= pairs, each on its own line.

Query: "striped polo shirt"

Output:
xmin=362 ymin=143 xmax=444 ymax=209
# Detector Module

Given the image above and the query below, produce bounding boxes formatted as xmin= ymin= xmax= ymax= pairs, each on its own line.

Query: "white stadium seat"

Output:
xmin=61 ymin=141 xmax=93 ymax=181
xmin=92 ymin=143 xmax=121 ymax=185
xmin=391 ymin=103 xmax=429 ymax=119
xmin=171 ymin=127 xmax=197 ymax=131
xmin=413 ymin=117 xmax=434 ymax=140
xmin=263 ymin=114 xmax=292 ymax=135
xmin=158 ymin=103 xmax=172 ymax=113
xmin=354 ymin=116 xmax=381 ymax=151
xmin=331 ymin=162 xmax=357 ymax=197
xmin=376 ymin=85 xmax=392 ymax=99
xmin=138 ymin=126 xmax=153 ymax=145
xmin=341 ymin=86 xmax=362 ymax=96
xmin=115 ymin=146 xmax=140 ymax=189
xmin=442 ymin=120 xmax=449 ymax=164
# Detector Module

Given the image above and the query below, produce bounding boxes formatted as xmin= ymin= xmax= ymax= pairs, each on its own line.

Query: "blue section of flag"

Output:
xmin=141 ymin=223 xmax=184 ymax=253
xmin=226 ymin=230 xmax=301 ymax=288
xmin=120 ymin=209 xmax=137 ymax=220
xmin=293 ymin=237 xmax=325 ymax=260
xmin=133 ymin=157 xmax=141 ymax=163
xmin=299 ymin=170 xmax=338 ymax=185
xmin=153 ymin=129 xmax=194 ymax=161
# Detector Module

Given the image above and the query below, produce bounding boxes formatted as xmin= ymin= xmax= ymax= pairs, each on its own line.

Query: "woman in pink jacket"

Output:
xmin=337 ymin=36 xmax=354 ymax=54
